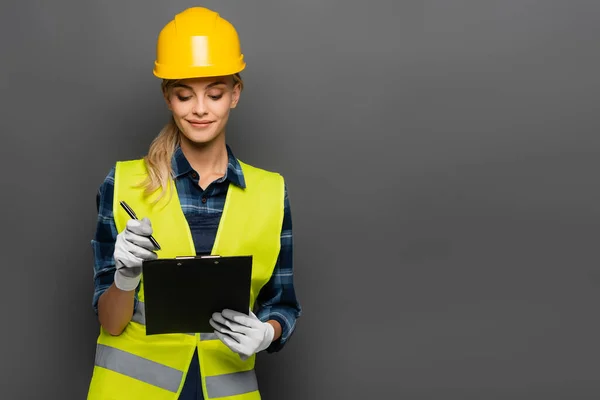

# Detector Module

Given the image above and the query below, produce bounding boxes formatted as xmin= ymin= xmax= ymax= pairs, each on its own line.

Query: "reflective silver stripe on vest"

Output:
xmin=95 ymin=344 xmax=183 ymax=393
xmin=132 ymin=302 xmax=217 ymax=338
xmin=206 ymin=370 xmax=259 ymax=398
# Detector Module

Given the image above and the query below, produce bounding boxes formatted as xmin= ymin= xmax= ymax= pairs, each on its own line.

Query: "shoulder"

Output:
xmin=114 ymin=158 xmax=145 ymax=166
xmin=238 ymin=159 xmax=283 ymax=180
xmin=238 ymin=160 xmax=286 ymax=196
xmin=96 ymin=158 xmax=147 ymax=213
xmin=98 ymin=157 xmax=146 ymax=187
xmin=96 ymin=157 xmax=145 ymax=199
xmin=114 ymin=158 xmax=147 ymax=174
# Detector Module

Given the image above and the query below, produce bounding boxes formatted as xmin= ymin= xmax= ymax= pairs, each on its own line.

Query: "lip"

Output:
xmin=187 ymin=119 xmax=214 ymax=127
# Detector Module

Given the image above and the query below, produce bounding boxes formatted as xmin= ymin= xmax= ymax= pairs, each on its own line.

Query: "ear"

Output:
xmin=230 ymin=83 xmax=241 ymax=109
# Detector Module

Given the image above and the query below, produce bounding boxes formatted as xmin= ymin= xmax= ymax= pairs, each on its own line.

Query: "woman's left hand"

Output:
xmin=209 ymin=309 xmax=274 ymax=360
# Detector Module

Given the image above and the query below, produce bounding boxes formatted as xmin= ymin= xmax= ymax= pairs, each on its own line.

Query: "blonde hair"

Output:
xmin=136 ymin=73 xmax=244 ymax=204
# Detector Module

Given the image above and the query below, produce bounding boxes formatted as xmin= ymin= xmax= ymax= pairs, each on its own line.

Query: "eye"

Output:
xmin=177 ymin=95 xmax=192 ymax=101
xmin=208 ymin=94 xmax=223 ymax=100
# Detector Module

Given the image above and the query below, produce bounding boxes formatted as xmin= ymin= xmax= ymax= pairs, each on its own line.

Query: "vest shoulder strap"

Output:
xmin=115 ymin=158 xmax=148 ymax=178
xmin=237 ymin=160 xmax=284 ymax=188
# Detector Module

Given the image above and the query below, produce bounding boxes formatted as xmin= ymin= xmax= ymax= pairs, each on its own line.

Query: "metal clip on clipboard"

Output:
xmin=175 ymin=255 xmax=221 ymax=265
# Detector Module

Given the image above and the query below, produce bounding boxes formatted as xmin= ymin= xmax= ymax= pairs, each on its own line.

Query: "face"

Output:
xmin=164 ymin=76 xmax=241 ymax=146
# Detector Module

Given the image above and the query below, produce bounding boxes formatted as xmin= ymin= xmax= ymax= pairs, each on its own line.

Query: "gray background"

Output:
xmin=2 ymin=0 xmax=600 ymax=399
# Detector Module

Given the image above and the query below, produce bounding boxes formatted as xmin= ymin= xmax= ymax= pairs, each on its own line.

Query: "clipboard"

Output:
xmin=141 ymin=255 xmax=252 ymax=335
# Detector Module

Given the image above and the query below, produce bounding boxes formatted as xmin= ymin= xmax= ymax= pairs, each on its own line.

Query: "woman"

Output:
xmin=87 ymin=7 xmax=301 ymax=400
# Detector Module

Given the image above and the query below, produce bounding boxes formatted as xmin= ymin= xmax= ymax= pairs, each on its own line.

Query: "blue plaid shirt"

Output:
xmin=91 ymin=144 xmax=301 ymax=352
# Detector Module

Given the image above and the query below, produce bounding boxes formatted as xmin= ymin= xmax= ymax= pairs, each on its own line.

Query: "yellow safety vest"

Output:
xmin=87 ymin=158 xmax=285 ymax=400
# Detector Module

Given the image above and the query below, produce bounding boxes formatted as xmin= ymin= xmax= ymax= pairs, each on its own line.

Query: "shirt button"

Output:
xmin=190 ymin=171 xmax=198 ymax=179
xmin=201 ymin=197 xmax=207 ymax=204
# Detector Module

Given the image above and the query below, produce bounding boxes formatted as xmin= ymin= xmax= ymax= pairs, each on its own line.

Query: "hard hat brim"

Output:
xmin=153 ymin=61 xmax=246 ymax=80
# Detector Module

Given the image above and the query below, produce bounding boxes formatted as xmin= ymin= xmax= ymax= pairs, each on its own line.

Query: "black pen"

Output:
xmin=119 ymin=200 xmax=161 ymax=250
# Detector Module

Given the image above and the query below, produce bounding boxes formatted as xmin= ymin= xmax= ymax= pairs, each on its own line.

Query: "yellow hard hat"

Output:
xmin=153 ymin=7 xmax=246 ymax=79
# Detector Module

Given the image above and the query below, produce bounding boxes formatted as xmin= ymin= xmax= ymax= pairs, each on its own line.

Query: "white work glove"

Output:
xmin=113 ymin=218 xmax=158 ymax=291
xmin=209 ymin=309 xmax=274 ymax=361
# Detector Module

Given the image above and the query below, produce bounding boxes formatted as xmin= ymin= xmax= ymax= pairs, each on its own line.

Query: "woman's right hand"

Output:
xmin=113 ymin=217 xmax=158 ymax=291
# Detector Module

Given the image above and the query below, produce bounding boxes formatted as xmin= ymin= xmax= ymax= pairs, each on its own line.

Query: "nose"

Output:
xmin=192 ymin=96 xmax=207 ymax=116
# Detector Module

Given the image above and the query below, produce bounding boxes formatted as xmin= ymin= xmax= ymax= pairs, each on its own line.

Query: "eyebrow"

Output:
xmin=173 ymin=81 xmax=227 ymax=90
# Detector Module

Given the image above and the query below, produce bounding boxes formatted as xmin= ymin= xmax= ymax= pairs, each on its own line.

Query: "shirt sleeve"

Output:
xmin=91 ymin=166 xmax=140 ymax=315
xmin=255 ymin=182 xmax=302 ymax=353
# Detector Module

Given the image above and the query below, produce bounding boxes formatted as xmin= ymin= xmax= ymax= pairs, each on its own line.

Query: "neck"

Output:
xmin=178 ymin=133 xmax=228 ymax=178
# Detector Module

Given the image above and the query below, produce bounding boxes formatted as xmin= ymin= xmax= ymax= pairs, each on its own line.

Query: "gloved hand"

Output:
xmin=113 ymin=217 xmax=158 ymax=291
xmin=209 ymin=309 xmax=274 ymax=360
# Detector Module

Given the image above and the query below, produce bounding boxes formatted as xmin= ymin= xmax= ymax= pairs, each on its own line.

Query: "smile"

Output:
xmin=187 ymin=120 xmax=214 ymax=127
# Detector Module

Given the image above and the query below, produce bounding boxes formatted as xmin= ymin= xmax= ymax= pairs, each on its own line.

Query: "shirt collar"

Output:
xmin=170 ymin=144 xmax=246 ymax=188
